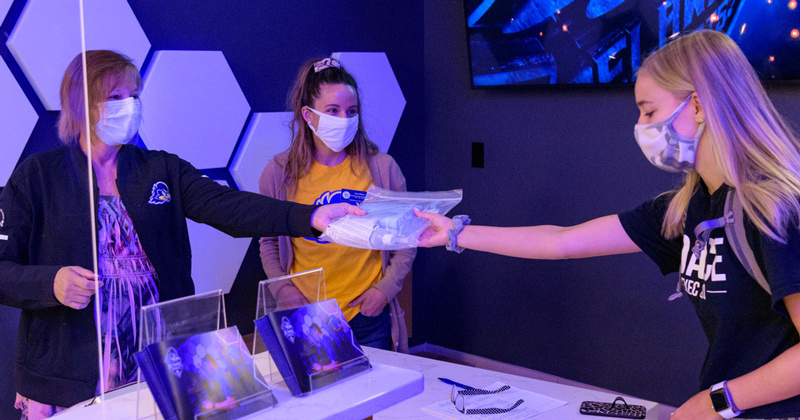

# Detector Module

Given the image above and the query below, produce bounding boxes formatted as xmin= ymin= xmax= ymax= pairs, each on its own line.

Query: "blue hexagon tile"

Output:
xmin=230 ymin=112 xmax=294 ymax=193
xmin=6 ymin=0 xmax=150 ymax=110
xmin=185 ymin=179 xmax=252 ymax=295
xmin=187 ymin=219 xmax=251 ymax=295
xmin=140 ymin=50 xmax=250 ymax=170
xmin=332 ymin=52 xmax=406 ymax=153
xmin=0 ymin=0 xmax=12 ymax=22
xmin=0 ymin=59 xmax=38 ymax=186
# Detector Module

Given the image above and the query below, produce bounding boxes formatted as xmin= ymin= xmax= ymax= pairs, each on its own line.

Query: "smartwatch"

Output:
xmin=710 ymin=381 xmax=744 ymax=419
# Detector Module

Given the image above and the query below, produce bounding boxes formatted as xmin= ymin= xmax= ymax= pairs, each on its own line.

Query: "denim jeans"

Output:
xmin=348 ymin=306 xmax=391 ymax=350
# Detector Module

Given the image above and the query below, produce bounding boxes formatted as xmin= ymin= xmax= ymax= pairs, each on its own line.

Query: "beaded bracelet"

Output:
xmin=446 ymin=215 xmax=471 ymax=253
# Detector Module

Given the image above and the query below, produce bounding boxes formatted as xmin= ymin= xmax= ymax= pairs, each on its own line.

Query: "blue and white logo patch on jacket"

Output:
xmin=148 ymin=182 xmax=171 ymax=205
xmin=0 ymin=208 xmax=6 ymax=241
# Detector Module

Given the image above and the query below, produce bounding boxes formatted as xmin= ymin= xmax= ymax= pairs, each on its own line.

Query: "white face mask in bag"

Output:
xmin=319 ymin=186 xmax=464 ymax=250
xmin=95 ymin=97 xmax=142 ymax=147
xmin=306 ymin=107 xmax=359 ymax=152
xmin=634 ymin=94 xmax=705 ymax=173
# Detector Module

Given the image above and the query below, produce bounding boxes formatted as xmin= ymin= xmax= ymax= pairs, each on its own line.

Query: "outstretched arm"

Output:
xmin=415 ymin=209 xmax=640 ymax=260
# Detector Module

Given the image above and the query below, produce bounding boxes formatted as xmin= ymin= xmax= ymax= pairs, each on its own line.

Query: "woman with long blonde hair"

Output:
xmin=417 ymin=30 xmax=800 ymax=419
xmin=259 ymin=57 xmax=415 ymax=351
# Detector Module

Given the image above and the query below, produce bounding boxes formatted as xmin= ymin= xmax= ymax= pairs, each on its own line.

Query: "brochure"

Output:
xmin=254 ymin=298 xmax=371 ymax=396
xmin=134 ymin=326 xmax=276 ymax=420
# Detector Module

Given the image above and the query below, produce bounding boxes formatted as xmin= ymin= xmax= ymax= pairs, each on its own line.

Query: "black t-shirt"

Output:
xmin=619 ymin=183 xmax=800 ymax=418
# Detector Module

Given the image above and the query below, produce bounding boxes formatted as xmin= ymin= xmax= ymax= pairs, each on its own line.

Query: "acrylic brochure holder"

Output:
xmin=251 ymin=267 xmax=327 ymax=356
xmin=303 ymin=349 xmax=372 ymax=395
xmin=253 ymin=268 xmax=371 ymax=396
xmin=135 ymin=290 xmax=225 ymax=419
xmin=135 ymin=289 xmax=275 ymax=420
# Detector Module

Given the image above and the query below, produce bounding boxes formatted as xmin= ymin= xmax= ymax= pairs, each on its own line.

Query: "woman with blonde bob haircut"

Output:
xmin=58 ymin=50 xmax=143 ymax=146
xmin=416 ymin=30 xmax=800 ymax=419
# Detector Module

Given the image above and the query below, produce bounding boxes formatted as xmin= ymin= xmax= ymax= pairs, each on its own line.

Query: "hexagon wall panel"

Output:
xmin=186 ymin=179 xmax=251 ymax=295
xmin=230 ymin=112 xmax=294 ymax=193
xmin=6 ymin=0 xmax=150 ymax=110
xmin=140 ymin=50 xmax=250 ymax=170
xmin=187 ymin=219 xmax=250 ymax=295
xmin=0 ymin=60 xmax=38 ymax=186
xmin=332 ymin=52 xmax=406 ymax=153
xmin=1 ymin=0 xmax=12 ymax=22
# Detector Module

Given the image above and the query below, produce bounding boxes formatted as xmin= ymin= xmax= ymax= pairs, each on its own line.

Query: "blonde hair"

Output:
xmin=639 ymin=30 xmax=800 ymax=242
xmin=282 ymin=57 xmax=378 ymax=198
xmin=58 ymin=50 xmax=142 ymax=146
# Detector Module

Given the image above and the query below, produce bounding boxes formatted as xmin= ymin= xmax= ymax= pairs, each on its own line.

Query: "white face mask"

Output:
xmin=95 ymin=97 xmax=142 ymax=147
xmin=306 ymin=107 xmax=359 ymax=153
xmin=634 ymin=95 xmax=705 ymax=173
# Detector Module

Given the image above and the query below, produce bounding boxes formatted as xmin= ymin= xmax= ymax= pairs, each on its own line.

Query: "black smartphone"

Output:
xmin=579 ymin=399 xmax=646 ymax=419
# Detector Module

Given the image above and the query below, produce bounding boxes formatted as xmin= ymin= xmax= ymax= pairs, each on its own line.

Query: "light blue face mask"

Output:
xmin=634 ymin=95 xmax=705 ymax=173
xmin=95 ymin=97 xmax=142 ymax=147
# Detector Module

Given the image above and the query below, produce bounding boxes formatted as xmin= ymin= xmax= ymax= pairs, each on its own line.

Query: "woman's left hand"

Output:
xmin=349 ymin=288 xmax=389 ymax=316
xmin=311 ymin=203 xmax=366 ymax=232
xmin=670 ymin=390 xmax=721 ymax=420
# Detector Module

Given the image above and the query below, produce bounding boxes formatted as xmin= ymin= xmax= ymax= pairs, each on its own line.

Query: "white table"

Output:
xmin=54 ymin=350 xmax=424 ymax=420
xmin=368 ymin=348 xmax=660 ymax=420
xmin=54 ymin=347 xmax=659 ymax=420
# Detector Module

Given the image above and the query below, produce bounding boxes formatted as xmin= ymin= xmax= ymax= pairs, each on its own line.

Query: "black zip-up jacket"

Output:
xmin=0 ymin=145 xmax=316 ymax=406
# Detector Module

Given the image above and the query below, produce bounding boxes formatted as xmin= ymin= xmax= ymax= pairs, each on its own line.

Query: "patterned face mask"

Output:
xmin=634 ymin=95 xmax=705 ymax=173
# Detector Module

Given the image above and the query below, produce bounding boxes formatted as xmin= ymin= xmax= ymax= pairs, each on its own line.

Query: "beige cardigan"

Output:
xmin=258 ymin=151 xmax=415 ymax=352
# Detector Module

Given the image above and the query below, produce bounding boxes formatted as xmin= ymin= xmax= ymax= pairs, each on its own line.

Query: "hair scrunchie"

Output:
xmin=446 ymin=215 xmax=471 ymax=253
xmin=313 ymin=58 xmax=341 ymax=73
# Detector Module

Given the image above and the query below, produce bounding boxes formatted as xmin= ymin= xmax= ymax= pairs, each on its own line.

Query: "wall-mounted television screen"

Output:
xmin=464 ymin=0 xmax=800 ymax=86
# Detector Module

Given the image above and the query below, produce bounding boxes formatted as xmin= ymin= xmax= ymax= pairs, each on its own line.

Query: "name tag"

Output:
xmin=0 ymin=234 xmax=7 ymax=241
xmin=340 ymin=189 xmax=366 ymax=205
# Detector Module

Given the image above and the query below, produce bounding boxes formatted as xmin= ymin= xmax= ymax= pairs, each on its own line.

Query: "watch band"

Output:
xmin=710 ymin=381 xmax=744 ymax=419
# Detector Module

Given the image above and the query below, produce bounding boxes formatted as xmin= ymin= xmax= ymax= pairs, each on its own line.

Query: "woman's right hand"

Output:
xmin=54 ymin=266 xmax=103 ymax=310
xmin=413 ymin=208 xmax=453 ymax=248
xmin=310 ymin=203 xmax=367 ymax=232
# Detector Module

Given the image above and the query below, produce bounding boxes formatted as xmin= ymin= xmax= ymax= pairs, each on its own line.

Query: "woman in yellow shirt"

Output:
xmin=259 ymin=58 xmax=415 ymax=351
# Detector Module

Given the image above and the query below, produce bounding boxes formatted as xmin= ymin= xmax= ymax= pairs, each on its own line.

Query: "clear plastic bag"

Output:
xmin=320 ymin=186 xmax=462 ymax=250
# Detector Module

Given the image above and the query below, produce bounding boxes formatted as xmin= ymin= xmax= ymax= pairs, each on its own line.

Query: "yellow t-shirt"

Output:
xmin=290 ymin=156 xmax=383 ymax=321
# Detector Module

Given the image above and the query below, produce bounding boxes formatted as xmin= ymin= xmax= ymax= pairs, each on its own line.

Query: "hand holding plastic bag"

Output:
xmin=319 ymin=186 xmax=462 ymax=250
